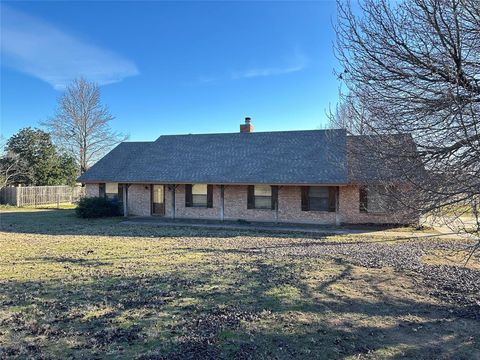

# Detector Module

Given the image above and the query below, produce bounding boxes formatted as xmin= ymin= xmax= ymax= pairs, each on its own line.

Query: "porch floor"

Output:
xmin=121 ymin=217 xmax=454 ymax=239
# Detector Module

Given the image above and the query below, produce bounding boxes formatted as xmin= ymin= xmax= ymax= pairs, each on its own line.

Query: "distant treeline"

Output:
xmin=1 ymin=127 xmax=78 ymax=187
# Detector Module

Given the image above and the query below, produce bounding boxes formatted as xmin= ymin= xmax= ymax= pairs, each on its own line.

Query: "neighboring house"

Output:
xmin=78 ymin=118 xmax=419 ymax=225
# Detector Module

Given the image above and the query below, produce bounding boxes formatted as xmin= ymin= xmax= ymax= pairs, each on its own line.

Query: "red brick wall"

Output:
xmin=168 ymin=185 xmax=336 ymax=224
xmin=85 ymin=183 xmax=416 ymax=224
xmin=338 ymin=185 xmax=414 ymax=224
xmin=128 ymin=184 xmax=151 ymax=217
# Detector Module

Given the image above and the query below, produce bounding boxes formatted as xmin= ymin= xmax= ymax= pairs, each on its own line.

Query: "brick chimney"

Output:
xmin=240 ymin=117 xmax=254 ymax=133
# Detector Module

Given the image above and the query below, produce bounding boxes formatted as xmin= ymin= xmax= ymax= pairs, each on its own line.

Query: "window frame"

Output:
xmin=301 ymin=186 xmax=336 ymax=212
xmin=308 ymin=186 xmax=330 ymax=212
xmin=185 ymin=184 xmax=213 ymax=208
xmin=191 ymin=184 xmax=208 ymax=207
xmin=253 ymin=185 xmax=272 ymax=210
xmin=359 ymin=185 xmax=390 ymax=214
xmin=105 ymin=182 xmax=119 ymax=200
xmin=247 ymin=185 xmax=278 ymax=210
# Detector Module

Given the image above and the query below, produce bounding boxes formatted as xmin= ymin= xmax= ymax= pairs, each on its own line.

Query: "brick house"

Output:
xmin=78 ymin=118 xmax=419 ymax=225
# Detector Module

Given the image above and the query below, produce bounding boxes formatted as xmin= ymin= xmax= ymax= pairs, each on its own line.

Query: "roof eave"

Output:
xmin=79 ymin=180 xmax=350 ymax=186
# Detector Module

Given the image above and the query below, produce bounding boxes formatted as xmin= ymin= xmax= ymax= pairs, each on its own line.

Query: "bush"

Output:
xmin=75 ymin=197 xmax=121 ymax=218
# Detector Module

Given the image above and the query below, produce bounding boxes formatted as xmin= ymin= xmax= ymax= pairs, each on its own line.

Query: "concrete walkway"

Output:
xmin=122 ymin=217 xmax=465 ymax=239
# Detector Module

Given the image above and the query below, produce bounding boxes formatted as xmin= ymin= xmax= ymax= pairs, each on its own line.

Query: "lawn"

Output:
xmin=0 ymin=209 xmax=479 ymax=359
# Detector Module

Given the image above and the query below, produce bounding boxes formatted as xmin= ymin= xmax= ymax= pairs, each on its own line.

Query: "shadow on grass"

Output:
xmin=0 ymin=257 xmax=478 ymax=359
xmin=0 ymin=209 xmax=332 ymax=240
xmin=23 ymin=256 xmax=113 ymax=267
xmin=0 ymin=209 xmax=414 ymax=242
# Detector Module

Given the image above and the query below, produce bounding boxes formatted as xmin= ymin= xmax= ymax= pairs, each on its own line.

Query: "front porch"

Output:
xmin=114 ymin=183 xmax=342 ymax=225
xmin=86 ymin=183 xmax=415 ymax=225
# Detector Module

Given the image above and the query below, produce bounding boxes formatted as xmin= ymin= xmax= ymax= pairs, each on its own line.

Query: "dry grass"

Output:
xmin=0 ymin=209 xmax=478 ymax=359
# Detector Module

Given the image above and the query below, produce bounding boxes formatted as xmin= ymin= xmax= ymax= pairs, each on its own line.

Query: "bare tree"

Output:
xmin=328 ymin=91 xmax=370 ymax=135
xmin=0 ymin=151 xmax=28 ymax=188
xmin=334 ymin=0 xmax=480 ymax=242
xmin=44 ymin=78 xmax=128 ymax=174
xmin=0 ymin=137 xmax=27 ymax=187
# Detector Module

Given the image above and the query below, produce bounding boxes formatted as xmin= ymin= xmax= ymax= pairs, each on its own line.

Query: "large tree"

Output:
xmin=333 ymin=0 xmax=479 ymax=240
xmin=44 ymin=78 xmax=127 ymax=174
xmin=3 ymin=128 xmax=78 ymax=186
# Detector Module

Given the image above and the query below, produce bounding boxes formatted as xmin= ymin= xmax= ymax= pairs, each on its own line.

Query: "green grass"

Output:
xmin=0 ymin=209 xmax=478 ymax=359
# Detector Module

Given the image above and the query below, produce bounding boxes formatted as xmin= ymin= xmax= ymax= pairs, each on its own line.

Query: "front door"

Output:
xmin=152 ymin=185 xmax=165 ymax=216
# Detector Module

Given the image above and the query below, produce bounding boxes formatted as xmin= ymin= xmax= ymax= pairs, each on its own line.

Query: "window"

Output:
xmin=105 ymin=182 xmax=119 ymax=200
xmin=247 ymin=185 xmax=278 ymax=210
xmin=254 ymin=185 xmax=271 ymax=209
xmin=360 ymin=186 xmax=389 ymax=213
xmin=192 ymin=184 xmax=208 ymax=207
xmin=185 ymin=184 xmax=213 ymax=208
xmin=301 ymin=186 xmax=336 ymax=212
xmin=309 ymin=187 xmax=329 ymax=211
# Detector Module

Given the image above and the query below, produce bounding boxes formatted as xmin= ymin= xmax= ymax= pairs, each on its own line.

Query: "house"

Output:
xmin=78 ymin=118 xmax=419 ymax=225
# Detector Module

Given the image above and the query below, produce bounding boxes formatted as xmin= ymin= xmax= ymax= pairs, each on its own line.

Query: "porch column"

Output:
xmin=335 ymin=186 xmax=340 ymax=226
xmin=220 ymin=185 xmax=225 ymax=221
xmin=275 ymin=186 xmax=280 ymax=223
xmin=123 ymin=184 xmax=129 ymax=217
xmin=172 ymin=185 xmax=176 ymax=220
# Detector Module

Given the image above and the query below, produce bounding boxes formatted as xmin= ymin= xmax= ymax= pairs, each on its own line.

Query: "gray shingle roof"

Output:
xmin=77 ymin=142 xmax=151 ymax=183
xmin=78 ymin=129 xmax=349 ymax=184
xmin=347 ymin=134 xmax=424 ymax=183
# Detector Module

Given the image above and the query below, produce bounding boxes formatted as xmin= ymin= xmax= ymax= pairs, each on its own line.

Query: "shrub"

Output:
xmin=75 ymin=197 xmax=121 ymax=218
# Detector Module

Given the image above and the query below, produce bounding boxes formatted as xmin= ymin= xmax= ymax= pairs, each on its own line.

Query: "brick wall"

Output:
xmin=86 ymin=183 xmax=150 ymax=216
xmin=278 ymin=186 xmax=337 ymax=224
xmin=173 ymin=185 xmax=221 ymax=219
xmin=165 ymin=185 xmax=336 ymax=224
xmin=85 ymin=182 xmax=415 ymax=224
xmin=338 ymin=185 xmax=415 ymax=224
xmin=164 ymin=185 xmax=173 ymax=218
xmin=223 ymin=185 xmax=276 ymax=222
xmin=85 ymin=183 xmax=99 ymax=197
xmin=127 ymin=184 xmax=151 ymax=216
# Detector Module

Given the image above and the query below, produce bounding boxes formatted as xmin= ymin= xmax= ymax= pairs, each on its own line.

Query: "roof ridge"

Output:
xmin=155 ymin=129 xmax=345 ymax=141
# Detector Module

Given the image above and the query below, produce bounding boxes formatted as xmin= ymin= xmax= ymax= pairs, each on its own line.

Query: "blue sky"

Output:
xmin=1 ymin=1 xmax=340 ymax=141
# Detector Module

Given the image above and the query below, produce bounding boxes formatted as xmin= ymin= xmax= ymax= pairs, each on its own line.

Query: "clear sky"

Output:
xmin=1 ymin=1 xmax=340 ymax=142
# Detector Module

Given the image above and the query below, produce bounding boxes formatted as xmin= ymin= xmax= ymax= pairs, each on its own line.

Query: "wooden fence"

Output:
xmin=0 ymin=186 xmax=85 ymax=207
